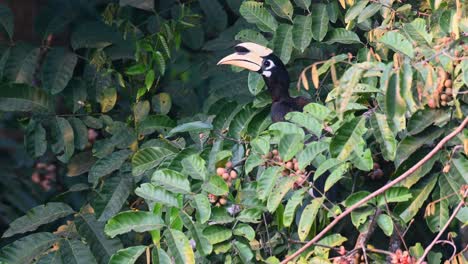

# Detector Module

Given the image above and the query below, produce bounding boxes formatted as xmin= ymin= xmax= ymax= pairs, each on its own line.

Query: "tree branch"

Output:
xmin=280 ymin=117 xmax=468 ymax=264
xmin=416 ymin=189 xmax=467 ymax=264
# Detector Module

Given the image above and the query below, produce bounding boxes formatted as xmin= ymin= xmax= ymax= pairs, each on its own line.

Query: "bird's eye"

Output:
xmin=263 ymin=59 xmax=274 ymax=70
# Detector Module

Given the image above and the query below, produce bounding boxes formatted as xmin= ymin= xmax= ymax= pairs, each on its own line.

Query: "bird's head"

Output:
xmin=217 ymin=42 xmax=290 ymax=100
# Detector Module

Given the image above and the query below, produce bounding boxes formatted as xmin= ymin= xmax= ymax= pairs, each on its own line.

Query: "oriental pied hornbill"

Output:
xmin=218 ymin=42 xmax=336 ymax=199
xmin=217 ymin=42 xmax=310 ymax=123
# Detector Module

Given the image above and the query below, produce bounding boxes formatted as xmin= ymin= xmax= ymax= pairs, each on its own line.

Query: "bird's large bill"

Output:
xmin=217 ymin=42 xmax=273 ymax=72
xmin=217 ymin=52 xmax=263 ymax=72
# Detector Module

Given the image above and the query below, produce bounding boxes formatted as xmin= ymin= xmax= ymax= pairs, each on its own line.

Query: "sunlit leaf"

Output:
xmin=135 ymin=183 xmax=179 ymax=208
xmin=108 ymin=246 xmax=146 ymax=264
xmin=164 ymin=229 xmax=195 ymax=264
xmin=379 ymin=31 xmax=414 ymax=58
xmin=152 ymin=169 xmax=191 ymax=194
xmin=266 ymin=0 xmax=294 ymax=20
xmin=105 ymin=211 xmax=164 ymax=238
xmin=298 ymin=198 xmax=324 ymax=241
xmin=240 ymin=1 xmax=278 ymax=33
xmin=311 ymin=4 xmax=329 ymax=41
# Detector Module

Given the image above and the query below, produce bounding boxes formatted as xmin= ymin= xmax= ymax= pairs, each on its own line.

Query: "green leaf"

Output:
xmin=426 ymin=184 xmax=449 ymax=233
xmin=279 ymin=133 xmax=304 ymax=161
xmin=154 ymin=51 xmax=166 ymax=75
xmin=67 ymin=151 xmax=96 ymax=177
xmin=266 ymin=0 xmax=294 ymax=20
xmin=152 ymin=169 xmax=191 ymax=194
xmin=92 ymin=172 xmax=133 ymax=221
xmin=210 ymin=207 xmax=234 ymax=224
xmin=257 ymin=166 xmax=282 ymax=201
xmin=59 ymin=239 xmax=97 ymax=264
xmin=145 ymin=70 xmax=155 ymax=91
xmin=71 ymin=21 xmax=121 ymax=50
xmin=311 ymin=4 xmax=329 ymax=41
xmin=379 ymin=31 xmax=414 ymax=58
xmin=324 ymin=28 xmax=361 ymax=44
xmin=397 ymin=175 xmax=438 ymax=223
xmin=358 ymin=3 xmax=381 ymax=23
xmin=119 ymin=0 xmax=153 ymax=10
xmin=315 ymin=159 xmax=343 ymax=181
xmin=151 ymin=248 xmax=171 ymax=264
xmin=370 ymin=112 xmax=397 ymax=161
xmin=250 ymin=135 xmax=270 ymax=155
xmin=330 ymin=117 xmax=367 ymax=161
xmin=272 ymin=24 xmax=293 ymax=64
xmin=36 ymin=251 xmax=63 ymax=264
xmin=99 ymin=87 xmax=117 ymax=113
xmin=235 ymin=29 xmax=268 ymax=46
xmin=248 ymin=71 xmax=265 ymax=95
xmin=375 ymin=187 xmax=413 ymax=206
xmin=138 ymin=115 xmax=176 ymax=135
xmin=267 ymin=176 xmax=296 ymax=212
xmin=407 ymin=108 xmax=449 ymax=135
xmin=377 ymin=214 xmax=394 ymax=236
xmin=324 ymin=163 xmax=348 ymax=192
xmin=314 ymin=234 xmax=347 ymax=256
xmin=152 ymin=93 xmax=172 ymax=115
xmin=181 ymin=154 xmax=208 ymax=181
xmin=394 ymin=127 xmax=444 ymax=168
xmin=293 ymin=0 xmax=311 ymax=11
xmin=298 ymin=198 xmax=324 ymax=241
xmin=228 ymin=104 xmax=259 ymax=139
xmin=402 ymin=18 xmax=432 ymax=45
xmin=25 ymin=120 xmax=47 ymax=158
xmin=41 ymin=48 xmax=77 ymax=94
xmin=233 ymin=241 xmax=254 ymax=263
xmin=135 ymin=183 xmax=180 ymax=208
xmin=108 ymin=246 xmax=146 ymax=264
xmin=54 ymin=117 xmax=75 ymax=163
xmin=4 ymin=43 xmax=40 ymax=84
xmin=105 ymin=211 xmax=164 ymax=238
xmin=245 ymin=154 xmax=263 ymax=174
xmin=164 ymin=229 xmax=195 ymax=264
xmin=233 ymin=224 xmax=255 ymax=241
xmin=202 ymin=175 xmax=229 ymax=196
xmin=0 ymin=4 xmax=13 ymax=40
xmin=88 ymin=150 xmax=132 ymax=184
xmin=191 ymin=194 xmax=211 ymax=224
xmin=0 ymin=232 xmax=58 ymax=264
xmin=203 ymin=225 xmax=232 ymax=244
xmin=75 ymin=213 xmax=123 ymax=264
xmin=303 ymin=102 xmax=331 ymax=122
xmin=297 ymin=140 xmax=329 ymax=170
xmin=132 ymin=147 xmax=174 ymax=176
xmin=180 ymin=212 xmax=212 ymax=256
xmin=2 ymin=202 xmax=73 ymax=238
xmin=285 ymin=112 xmax=322 ymax=137
xmin=345 ymin=0 xmax=369 ymax=23
xmin=292 ymin=15 xmax=313 ymax=53
xmin=168 ymin=121 xmax=212 ymax=136
xmin=283 ymin=189 xmax=306 ymax=227
xmin=68 ymin=117 xmax=88 ymax=151
xmin=240 ymin=1 xmax=278 ymax=33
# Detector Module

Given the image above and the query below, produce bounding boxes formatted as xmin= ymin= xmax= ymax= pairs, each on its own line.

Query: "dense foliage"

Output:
xmin=0 ymin=0 xmax=467 ymax=263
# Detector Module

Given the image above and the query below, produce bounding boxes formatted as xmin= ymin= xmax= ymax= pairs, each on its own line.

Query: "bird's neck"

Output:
xmin=263 ymin=73 xmax=290 ymax=102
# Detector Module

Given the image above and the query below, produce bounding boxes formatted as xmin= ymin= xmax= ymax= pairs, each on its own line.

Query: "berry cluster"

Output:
xmin=438 ymin=76 xmax=454 ymax=107
xmin=209 ymin=161 xmax=237 ymax=207
xmin=390 ymin=250 xmax=417 ymax=264
xmin=261 ymin=149 xmax=308 ymax=187
xmin=31 ymin=163 xmax=56 ymax=191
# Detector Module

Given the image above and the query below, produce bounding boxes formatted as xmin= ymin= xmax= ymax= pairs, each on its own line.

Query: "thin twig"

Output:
xmin=280 ymin=117 xmax=468 ymax=264
xmin=416 ymin=189 xmax=467 ymax=264
xmin=263 ymin=213 xmax=273 ymax=256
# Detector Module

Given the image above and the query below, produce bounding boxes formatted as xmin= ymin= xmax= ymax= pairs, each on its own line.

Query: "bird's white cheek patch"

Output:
xmin=262 ymin=71 xmax=271 ymax=77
